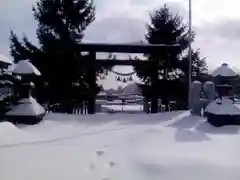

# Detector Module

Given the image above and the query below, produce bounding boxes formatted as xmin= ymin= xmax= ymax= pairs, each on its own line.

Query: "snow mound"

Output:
xmin=0 ymin=122 xmax=33 ymax=145
xmin=0 ymin=122 xmax=18 ymax=135
xmin=0 ymin=121 xmax=45 ymax=146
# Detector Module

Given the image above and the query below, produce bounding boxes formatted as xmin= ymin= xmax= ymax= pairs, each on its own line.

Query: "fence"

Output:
xmin=43 ymin=102 xmax=89 ymax=115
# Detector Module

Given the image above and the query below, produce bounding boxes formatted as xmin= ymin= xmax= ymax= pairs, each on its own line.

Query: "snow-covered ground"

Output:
xmin=1 ymin=110 xmax=240 ymax=180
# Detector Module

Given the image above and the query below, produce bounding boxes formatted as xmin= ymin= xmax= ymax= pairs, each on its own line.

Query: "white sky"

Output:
xmin=1 ymin=0 xmax=240 ymax=88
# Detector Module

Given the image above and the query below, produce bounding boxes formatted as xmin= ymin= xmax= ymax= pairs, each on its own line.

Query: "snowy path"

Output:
xmin=1 ymin=111 xmax=240 ymax=180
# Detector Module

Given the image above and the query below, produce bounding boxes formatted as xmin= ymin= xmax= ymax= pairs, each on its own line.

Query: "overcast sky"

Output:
xmin=1 ymin=0 xmax=240 ymax=88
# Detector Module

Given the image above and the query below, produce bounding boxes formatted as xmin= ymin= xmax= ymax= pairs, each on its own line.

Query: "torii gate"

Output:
xmin=78 ymin=43 xmax=179 ymax=114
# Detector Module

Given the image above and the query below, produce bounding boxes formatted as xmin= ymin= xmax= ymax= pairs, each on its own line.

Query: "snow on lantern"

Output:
xmin=6 ymin=60 xmax=46 ymax=125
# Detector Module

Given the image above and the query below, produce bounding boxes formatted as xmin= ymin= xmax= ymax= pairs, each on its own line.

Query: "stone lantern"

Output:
xmin=205 ymin=63 xmax=240 ymax=126
xmin=212 ymin=63 xmax=237 ymax=98
xmin=6 ymin=60 xmax=46 ymax=125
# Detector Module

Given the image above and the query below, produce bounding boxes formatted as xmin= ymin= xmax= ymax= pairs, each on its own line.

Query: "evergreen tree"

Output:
xmin=135 ymin=5 xmax=207 ymax=112
xmin=9 ymin=0 xmax=106 ymax=109
xmin=180 ymin=48 xmax=208 ymax=80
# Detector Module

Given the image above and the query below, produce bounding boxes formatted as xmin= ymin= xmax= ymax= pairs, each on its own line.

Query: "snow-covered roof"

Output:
xmin=6 ymin=96 xmax=45 ymax=116
xmin=212 ymin=63 xmax=237 ymax=77
xmin=13 ymin=60 xmax=41 ymax=76
xmin=121 ymin=83 xmax=141 ymax=95
xmin=97 ymin=91 xmax=107 ymax=96
xmin=0 ymin=54 xmax=13 ymax=65
xmin=205 ymin=98 xmax=240 ymax=115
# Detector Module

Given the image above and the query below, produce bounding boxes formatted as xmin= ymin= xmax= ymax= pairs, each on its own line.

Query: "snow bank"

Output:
xmin=0 ymin=122 xmax=18 ymax=134
xmin=0 ymin=122 xmax=38 ymax=145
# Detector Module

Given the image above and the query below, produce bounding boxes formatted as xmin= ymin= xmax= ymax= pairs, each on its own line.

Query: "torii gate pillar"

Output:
xmin=87 ymin=51 xmax=96 ymax=114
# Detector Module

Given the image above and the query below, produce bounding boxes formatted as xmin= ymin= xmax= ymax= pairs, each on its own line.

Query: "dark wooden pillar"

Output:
xmin=150 ymin=68 xmax=159 ymax=113
xmin=143 ymin=97 xmax=150 ymax=113
xmin=151 ymin=96 xmax=158 ymax=113
xmin=88 ymin=51 xmax=96 ymax=114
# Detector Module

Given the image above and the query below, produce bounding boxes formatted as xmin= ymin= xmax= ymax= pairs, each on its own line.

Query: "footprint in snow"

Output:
xmin=109 ymin=162 xmax=115 ymax=167
xmin=96 ymin=150 xmax=105 ymax=157
xmin=101 ymin=178 xmax=109 ymax=180
xmin=89 ymin=163 xmax=95 ymax=170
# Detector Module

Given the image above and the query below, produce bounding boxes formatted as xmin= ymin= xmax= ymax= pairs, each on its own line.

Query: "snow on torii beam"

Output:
xmin=79 ymin=43 xmax=180 ymax=53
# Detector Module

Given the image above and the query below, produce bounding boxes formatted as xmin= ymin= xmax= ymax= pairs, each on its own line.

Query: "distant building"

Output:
xmin=0 ymin=54 xmax=14 ymax=99
xmin=121 ymin=83 xmax=141 ymax=95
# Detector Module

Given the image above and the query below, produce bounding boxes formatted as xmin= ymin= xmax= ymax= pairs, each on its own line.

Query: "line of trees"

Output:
xmin=9 ymin=0 xmax=208 ymax=112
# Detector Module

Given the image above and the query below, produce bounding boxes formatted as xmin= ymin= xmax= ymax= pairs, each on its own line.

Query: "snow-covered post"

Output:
xmin=203 ymin=81 xmax=215 ymax=101
xmin=190 ymin=80 xmax=202 ymax=116
xmin=201 ymin=81 xmax=215 ymax=115
xmin=6 ymin=60 xmax=46 ymax=125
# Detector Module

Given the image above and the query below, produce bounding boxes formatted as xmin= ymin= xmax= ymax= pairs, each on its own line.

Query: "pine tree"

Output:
xmin=135 ymin=4 xmax=207 ymax=112
xmin=181 ymin=48 xmax=208 ymax=80
xmin=9 ymin=0 xmax=106 ymax=108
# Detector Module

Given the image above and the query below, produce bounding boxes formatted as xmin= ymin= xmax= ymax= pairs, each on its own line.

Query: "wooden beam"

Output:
xmin=79 ymin=43 xmax=180 ymax=53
